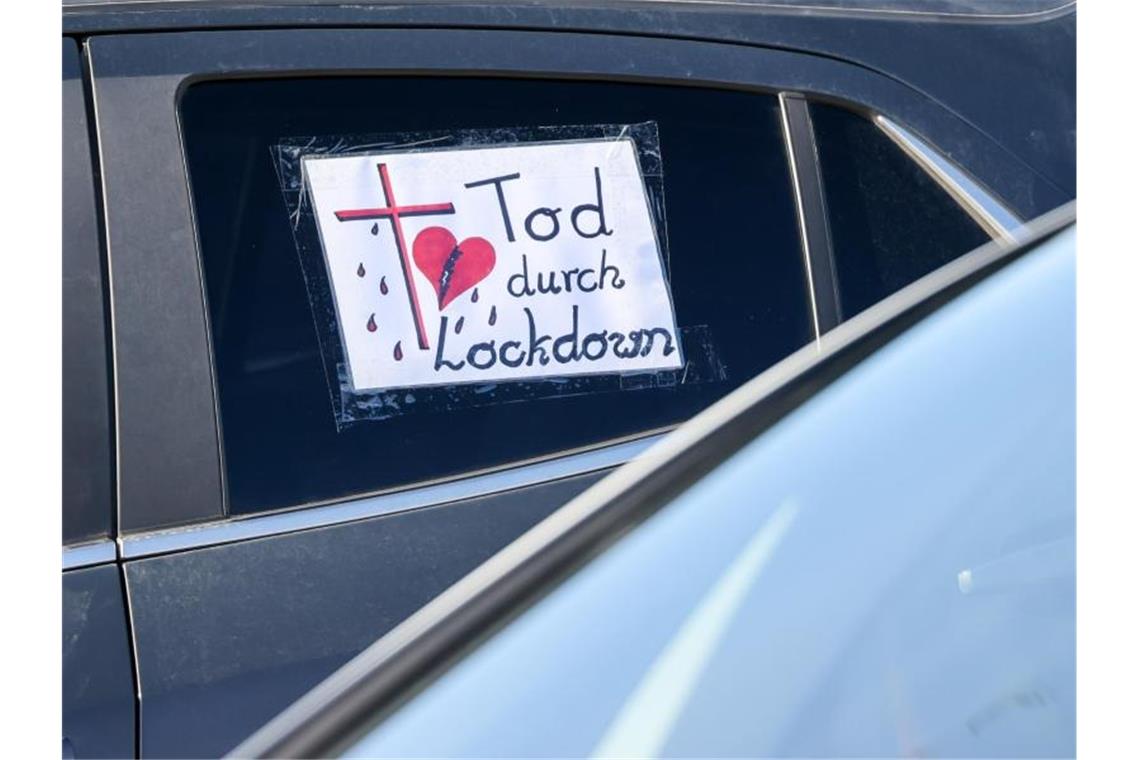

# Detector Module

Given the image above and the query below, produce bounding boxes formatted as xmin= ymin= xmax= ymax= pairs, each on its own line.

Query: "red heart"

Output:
xmin=412 ymin=226 xmax=496 ymax=310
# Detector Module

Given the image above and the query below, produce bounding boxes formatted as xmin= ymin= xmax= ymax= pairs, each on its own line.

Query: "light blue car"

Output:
xmin=239 ymin=207 xmax=1076 ymax=759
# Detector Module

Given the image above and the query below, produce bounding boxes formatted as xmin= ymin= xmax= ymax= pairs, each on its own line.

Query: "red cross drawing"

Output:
xmin=335 ymin=163 xmax=455 ymax=350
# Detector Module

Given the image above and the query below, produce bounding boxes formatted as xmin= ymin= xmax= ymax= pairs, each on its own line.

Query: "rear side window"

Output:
xmin=811 ymin=103 xmax=991 ymax=319
xmin=181 ymin=77 xmax=811 ymax=515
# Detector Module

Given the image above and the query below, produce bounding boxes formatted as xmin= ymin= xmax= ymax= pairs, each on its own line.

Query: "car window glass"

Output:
xmin=181 ymin=77 xmax=812 ymax=514
xmin=811 ymin=102 xmax=992 ymax=319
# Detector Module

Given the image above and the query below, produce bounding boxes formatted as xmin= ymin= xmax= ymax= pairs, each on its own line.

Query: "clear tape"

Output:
xmin=273 ymin=122 xmax=722 ymax=429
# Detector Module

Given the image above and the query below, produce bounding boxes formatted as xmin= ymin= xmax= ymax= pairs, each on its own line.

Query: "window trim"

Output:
xmin=63 ymin=37 xmax=117 ymax=546
xmin=780 ymin=91 xmax=843 ymax=335
xmin=874 ymin=114 xmax=1024 ymax=242
xmin=117 ymin=432 xmax=665 ymax=560
xmin=63 ymin=539 xmax=119 ymax=571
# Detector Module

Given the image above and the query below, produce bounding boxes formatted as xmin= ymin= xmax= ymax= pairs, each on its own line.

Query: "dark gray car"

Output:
xmin=63 ymin=2 xmax=1075 ymax=756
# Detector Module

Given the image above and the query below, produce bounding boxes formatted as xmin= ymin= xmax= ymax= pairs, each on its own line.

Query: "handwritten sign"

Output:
xmin=303 ymin=138 xmax=683 ymax=392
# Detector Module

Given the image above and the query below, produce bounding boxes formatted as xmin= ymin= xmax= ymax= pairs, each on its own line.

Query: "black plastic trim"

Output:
xmin=63 ymin=38 xmax=116 ymax=544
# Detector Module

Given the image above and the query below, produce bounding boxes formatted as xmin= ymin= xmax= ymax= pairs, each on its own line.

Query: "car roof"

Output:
xmin=63 ymin=0 xmax=1076 ymax=200
xmin=234 ymin=201 xmax=1076 ymax=758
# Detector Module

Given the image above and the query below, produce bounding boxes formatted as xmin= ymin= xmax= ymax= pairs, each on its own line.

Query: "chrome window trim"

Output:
xmin=118 ymin=434 xmax=665 ymax=560
xmin=62 ymin=539 xmax=118 ymax=571
xmin=874 ymin=114 xmax=1025 ymax=243
xmin=779 ymin=92 xmax=823 ymax=344
xmin=780 ymin=91 xmax=842 ymax=334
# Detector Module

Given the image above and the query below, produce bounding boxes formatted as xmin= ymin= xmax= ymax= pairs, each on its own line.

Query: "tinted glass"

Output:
xmin=812 ymin=103 xmax=991 ymax=319
xmin=63 ymin=39 xmax=114 ymax=543
xmin=347 ymin=231 xmax=1075 ymax=758
xmin=181 ymin=77 xmax=810 ymax=514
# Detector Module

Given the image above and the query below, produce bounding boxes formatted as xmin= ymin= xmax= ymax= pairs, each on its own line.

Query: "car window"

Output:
xmin=343 ymin=229 xmax=1074 ymax=759
xmin=811 ymin=102 xmax=993 ymax=320
xmin=181 ymin=77 xmax=812 ymax=515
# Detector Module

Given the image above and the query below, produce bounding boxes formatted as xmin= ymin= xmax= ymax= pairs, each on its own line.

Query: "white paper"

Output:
xmin=303 ymin=138 xmax=683 ymax=392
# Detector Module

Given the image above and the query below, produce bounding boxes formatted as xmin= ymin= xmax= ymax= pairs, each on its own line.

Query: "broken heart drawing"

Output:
xmin=411 ymin=226 xmax=496 ymax=310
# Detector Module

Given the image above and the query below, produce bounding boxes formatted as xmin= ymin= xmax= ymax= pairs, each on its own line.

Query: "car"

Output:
xmin=236 ymin=205 xmax=1076 ymax=759
xmin=62 ymin=1 xmax=1076 ymax=756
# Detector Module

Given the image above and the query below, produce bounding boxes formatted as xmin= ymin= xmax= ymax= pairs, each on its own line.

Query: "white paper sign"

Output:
xmin=303 ymin=138 xmax=683 ymax=392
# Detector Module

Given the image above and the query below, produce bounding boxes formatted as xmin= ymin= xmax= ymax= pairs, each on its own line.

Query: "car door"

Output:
xmin=81 ymin=23 xmax=1060 ymax=758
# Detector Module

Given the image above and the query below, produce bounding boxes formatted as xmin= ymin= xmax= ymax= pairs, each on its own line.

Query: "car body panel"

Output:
xmin=125 ymin=472 xmax=603 ymax=757
xmin=63 ymin=564 xmax=137 ymax=759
